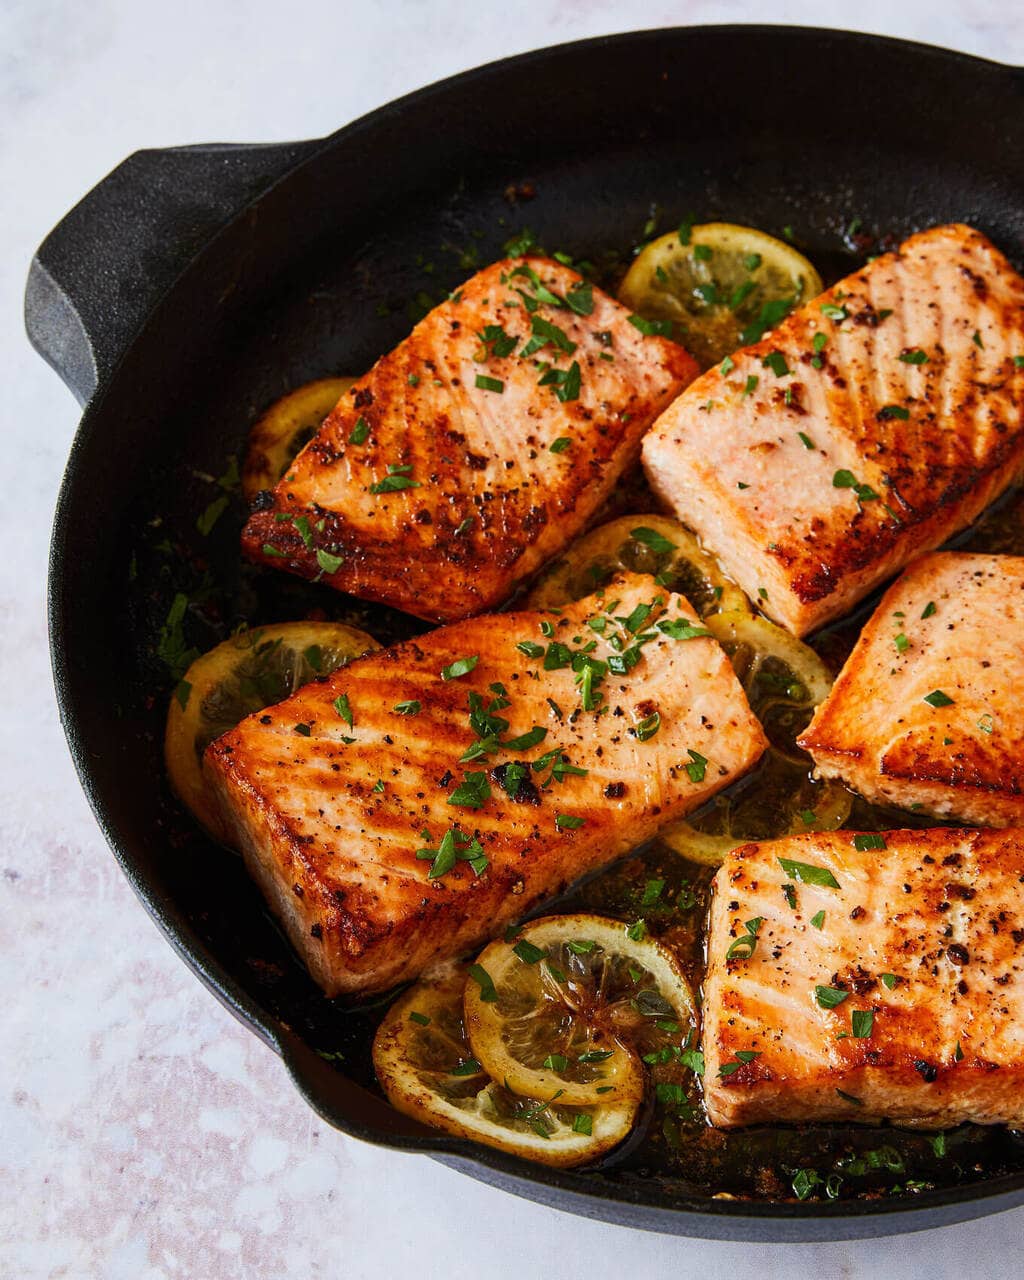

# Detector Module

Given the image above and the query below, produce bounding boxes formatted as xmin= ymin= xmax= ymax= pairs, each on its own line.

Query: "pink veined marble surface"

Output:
xmin=3 ymin=1 xmax=1024 ymax=1276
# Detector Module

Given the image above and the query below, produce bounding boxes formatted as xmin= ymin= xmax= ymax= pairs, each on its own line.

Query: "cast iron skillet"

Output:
xmin=27 ymin=25 xmax=1024 ymax=1241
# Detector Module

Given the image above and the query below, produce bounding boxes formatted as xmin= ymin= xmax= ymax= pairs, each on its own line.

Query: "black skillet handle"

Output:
xmin=25 ymin=140 xmax=319 ymax=405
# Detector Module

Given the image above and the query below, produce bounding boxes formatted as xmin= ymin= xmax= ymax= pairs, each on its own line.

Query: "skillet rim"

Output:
xmin=42 ymin=22 xmax=1024 ymax=1238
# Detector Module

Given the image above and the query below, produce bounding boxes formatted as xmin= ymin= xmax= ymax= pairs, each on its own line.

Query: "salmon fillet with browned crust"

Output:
xmin=798 ymin=551 xmax=1024 ymax=826
xmin=204 ymin=573 xmax=765 ymax=996
xmin=242 ymin=258 xmax=697 ymax=623
xmin=642 ymin=224 xmax=1024 ymax=636
xmin=704 ymin=827 xmax=1024 ymax=1129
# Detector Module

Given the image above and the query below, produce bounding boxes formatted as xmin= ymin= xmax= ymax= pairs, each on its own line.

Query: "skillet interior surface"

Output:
xmin=37 ymin=26 xmax=1024 ymax=1239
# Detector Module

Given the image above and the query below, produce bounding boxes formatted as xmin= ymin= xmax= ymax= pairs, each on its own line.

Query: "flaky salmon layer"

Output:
xmin=204 ymin=573 xmax=766 ymax=996
xmin=243 ymin=258 xmax=697 ymax=623
xmin=703 ymin=828 xmax=1024 ymax=1129
xmin=799 ymin=552 xmax=1024 ymax=826
xmin=642 ymin=224 xmax=1024 ymax=636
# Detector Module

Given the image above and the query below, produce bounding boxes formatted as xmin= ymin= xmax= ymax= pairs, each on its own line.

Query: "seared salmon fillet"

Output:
xmin=798 ymin=552 xmax=1024 ymax=826
xmin=242 ymin=258 xmax=697 ymax=623
xmin=204 ymin=573 xmax=766 ymax=996
xmin=703 ymin=827 xmax=1024 ymax=1129
xmin=642 ymin=224 xmax=1024 ymax=636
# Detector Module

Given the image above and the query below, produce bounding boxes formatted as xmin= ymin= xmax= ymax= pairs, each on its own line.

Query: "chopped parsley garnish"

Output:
xmin=656 ymin=619 xmax=712 ymax=641
xmin=468 ymin=963 xmax=498 ymax=1002
xmin=316 ymin=548 xmax=343 ymax=574
xmin=798 ymin=431 xmax=815 ymax=450
xmin=348 ymin=416 xmax=370 ymax=444
xmin=513 ymin=939 xmax=545 ymax=965
xmin=692 ymin=243 xmax=712 ymax=262
xmin=880 ymin=973 xmax=898 ymax=990
xmin=810 ymin=910 xmax=826 ymax=930
xmin=196 ymin=495 xmax=229 ymax=537
xmin=408 ymin=1011 xmax=431 ymax=1026
xmin=555 ymin=814 xmax=585 ymax=831
xmin=894 ymin=632 xmax=910 ymax=654
xmin=720 ymin=355 xmax=735 ymax=375
xmin=333 ymin=693 xmax=353 ymax=729
xmin=369 ymin=464 xmax=421 ymax=494
xmin=742 ymin=295 xmax=793 ymax=343
xmin=630 ymin=526 xmax=676 ymax=554
xmin=854 ymin=833 xmax=887 ymax=852
xmin=441 ymin=655 xmax=479 ymax=680
xmin=778 ymin=857 xmax=840 ymax=888
xmin=393 ymin=700 xmax=421 ymax=715
xmin=450 ymin=1058 xmax=482 ymax=1077
xmin=815 ymin=985 xmax=849 ymax=1009
xmin=633 ymin=712 xmax=661 ymax=742
xmin=685 ymin=750 xmax=708 ymax=783
xmin=293 ymin=723 xmax=311 ymax=736
xmin=923 ymin=689 xmax=954 ymax=707
xmin=478 ymin=323 xmax=518 ymax=358
xmin=565 ymin=281 xmax=594 ymax=316
xmin=627 ymin=314 xmax=673 ymax=337
xmin=742 ymin=375 xmax=758 ymax=397
xmin=262 ymin=543 xmax=287 ymax=558
xmin=762 ymin=351 xmax=790 ymax=378
xmin=447 ymin=771 xmax=491 ymax=809
xmin=475 ymin=374 xmax=504 ymax=393
xmin=416 ymin=826 xmax=488 ymax=878
xmin=538 ymin=360 xmax=581 ymax=402
xmin=898 ymin=349 xmax=929 ymax=365
xmin=851 ymin=1009 xmax=875 ymax=1039
xmin=520 ymin=314 xmax=576 ymax=358
xmin=572 ymin=1114 xmax=593 ymax=1136
xmin=641 ymin=878 xmax=665 ymax=907
xmin=726 ymin=917 xmax=763 ymax=961
xmin=921 ymin=601 xmax=937 ymax=619
xmin=718 ymin=1049 xmax=761 ymax=1078
xmin=832 ymin=469 xmax=880 ymax=503
xmin=819 ymin=302 xmax=847 ymax=322
xmin=877 ymin=404 xmax=910 ymax=421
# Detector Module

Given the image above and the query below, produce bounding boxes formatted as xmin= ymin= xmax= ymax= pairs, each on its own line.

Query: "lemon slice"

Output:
xmin=659 ymin=758 xmax=853 ymax=867
xmin=241 ymin=377 xmax=356 ymax=501
xmin=165 ymin=619 xmax=379 ymax=838
xmin=660 ymin=609 xmax=850 ymax=865
xmin=618 ymin=222 xmax=823 ymax=368
xmin=464 ymin=914 xmax=696 ymax=1109
xmin=711 ymin=609 xmax=834 ymax=722
xmin=373 ymin=963 xmax=637 ymax=1168
xmin=525 ymin=514 xmax=747 ymax=620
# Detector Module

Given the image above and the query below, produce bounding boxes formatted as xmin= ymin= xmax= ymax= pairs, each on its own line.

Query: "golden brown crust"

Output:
xmin=704 ymin=827 xmax=1024 ymax=1129
xmin=642 ymin=224 xmax=1024 ymax=636
xmin=799 ymin=551 xmax=1024 ymax=825
xmin=204 ymin=573 xmax=766 ymax=995
xmin=242 ymin=258 xmax=697 ymax=622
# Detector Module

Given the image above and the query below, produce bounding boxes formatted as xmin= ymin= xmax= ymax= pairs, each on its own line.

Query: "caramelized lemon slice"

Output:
xmin=165 ymin=620 xmax=379 ymax=839
xmin=463 ymin=914 xmax=696 ymax=1109
xmin=373 ymin=963 xmax=637 ymax=1168
xmin=619 ymin=222 xmax=823 ymax=368
xmin=525 ymin=514 xmax=747 ymax=620
xmin=660 ymin=609 xmax=851 ymax=866
xmin=241 ymin=376 xmax=356 ymax=500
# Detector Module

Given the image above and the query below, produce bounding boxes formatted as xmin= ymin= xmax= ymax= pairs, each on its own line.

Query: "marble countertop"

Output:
xmin=3 ymin=2 xmax=1023 ymax=1276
